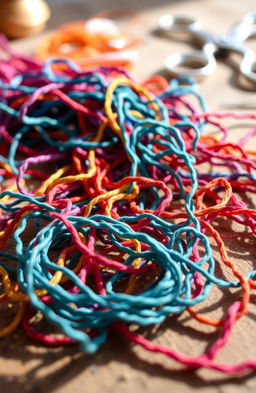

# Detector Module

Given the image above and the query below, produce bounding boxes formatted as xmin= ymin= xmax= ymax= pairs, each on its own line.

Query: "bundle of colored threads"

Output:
xmin=1 ymin=34 xmax=256 ymax=374
xmin=35 ymin=11 xmax=141 ymax=69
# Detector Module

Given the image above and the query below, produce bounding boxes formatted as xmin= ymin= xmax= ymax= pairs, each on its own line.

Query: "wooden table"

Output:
xmin=1 ymin=1 xmax=256 ymax=392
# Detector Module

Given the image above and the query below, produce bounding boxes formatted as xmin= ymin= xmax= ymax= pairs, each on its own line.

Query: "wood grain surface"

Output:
xmin=1 ymin=1 xmax=256 ymax=392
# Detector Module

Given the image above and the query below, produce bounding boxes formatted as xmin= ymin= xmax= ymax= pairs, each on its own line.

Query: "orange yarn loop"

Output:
xmin=36 ymin=11 xmax=141 ymax=69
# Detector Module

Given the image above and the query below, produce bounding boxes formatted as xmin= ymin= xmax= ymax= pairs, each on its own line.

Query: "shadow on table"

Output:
xmin=0 ymin=306 xmax=255 ymax=393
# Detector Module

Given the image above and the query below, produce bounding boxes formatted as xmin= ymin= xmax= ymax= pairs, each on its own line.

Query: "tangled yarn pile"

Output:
xmin=0 ymin=35 xmax=256 ymax=374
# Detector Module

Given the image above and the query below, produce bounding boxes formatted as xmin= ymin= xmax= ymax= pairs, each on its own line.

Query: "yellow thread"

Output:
xmin=36 ymin=165 xmax=71 ymax=195
xmin=105 ymin=183 xmax=139 ymax=216
xmin=84 ymin=184 xmax=129 ymax=217
xmin=0 ymin=303 xmax=26 ymax=337
xmin=0 ymin=161 xmax=13 ymax=174
xmin=47 ymin=150 xmax=96 ymax=191
xmin=105 ymin=78 xmax=161 ymax=137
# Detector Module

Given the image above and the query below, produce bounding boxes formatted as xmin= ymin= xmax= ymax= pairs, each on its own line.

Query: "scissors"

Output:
xmin=158 ymin=13 xmax=256 ymax=84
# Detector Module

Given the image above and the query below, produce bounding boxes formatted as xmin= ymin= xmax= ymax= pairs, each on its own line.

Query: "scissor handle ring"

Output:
xmin=241 ymin=13 xmax=256 ymax=27
xmin=164 ymin=51 xmax=216 ymax=82
xmin=240 ymin=51 xmax=256 ymax=84
xmin=159 ymin=15 xmax=201 ymax=33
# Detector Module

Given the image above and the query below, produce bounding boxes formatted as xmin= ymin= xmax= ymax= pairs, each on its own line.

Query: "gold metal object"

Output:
xmin=0 ymin=0 xmax=51 ymax=38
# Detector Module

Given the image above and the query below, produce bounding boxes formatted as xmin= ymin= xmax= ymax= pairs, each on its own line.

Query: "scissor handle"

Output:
xmin=233 ymin=13 xmax=256 ymax=85
xmin=159 ymin=15 xmax=201 ymax=33
xmin=240 ymin=50 xmax=256 ymax=84
xmin=164 ymin=50 xmax=216 ymax=82
xmin=225 ymin=12 xmax=256 ymax=46
xmin=241 ymin=13 xmax=256 ymax=28
xmin=159 ymin=15 xmax=216 ymax=81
